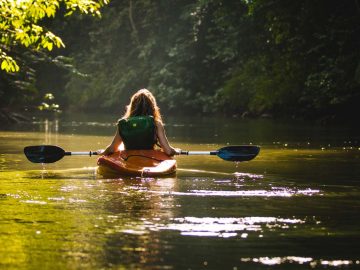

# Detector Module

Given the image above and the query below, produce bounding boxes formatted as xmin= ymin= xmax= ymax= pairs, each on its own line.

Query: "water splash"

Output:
xmin=234 ymin=172 xmax=264 ymax=181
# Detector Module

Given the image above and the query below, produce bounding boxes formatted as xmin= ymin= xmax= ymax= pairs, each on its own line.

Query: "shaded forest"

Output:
xmin=1 ymin=0 xmax=360 ymax=121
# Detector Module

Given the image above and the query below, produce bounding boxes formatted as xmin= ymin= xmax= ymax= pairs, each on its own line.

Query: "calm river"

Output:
xmin=0 ymin=114 xmax=359 ymax=269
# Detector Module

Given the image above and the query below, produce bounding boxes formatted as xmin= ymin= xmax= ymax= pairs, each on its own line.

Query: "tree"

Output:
xmin=0 ymin=0 xmax=108 ymax=73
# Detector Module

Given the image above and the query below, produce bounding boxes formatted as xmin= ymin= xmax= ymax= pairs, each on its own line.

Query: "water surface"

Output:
xmin=1 ymin=115 xmax=360 ymax=269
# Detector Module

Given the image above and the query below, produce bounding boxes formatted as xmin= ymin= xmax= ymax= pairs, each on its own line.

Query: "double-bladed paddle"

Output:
xmin=24 ymin=145 xmax=260 ymax=163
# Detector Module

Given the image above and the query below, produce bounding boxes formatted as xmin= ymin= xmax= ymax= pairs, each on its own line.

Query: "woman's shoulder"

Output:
xmin=117 ymin=117 xmax=126 ymax=124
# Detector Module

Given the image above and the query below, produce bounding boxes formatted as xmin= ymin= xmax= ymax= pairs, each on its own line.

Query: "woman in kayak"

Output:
xmin=99 ymin=89 xmax=179 ymax=156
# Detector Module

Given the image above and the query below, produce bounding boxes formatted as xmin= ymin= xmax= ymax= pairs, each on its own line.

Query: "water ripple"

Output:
xmin=149 ymin=187 xmax=320 ymax=197
xmin=20 ymin=200 xmax=47 ymax=205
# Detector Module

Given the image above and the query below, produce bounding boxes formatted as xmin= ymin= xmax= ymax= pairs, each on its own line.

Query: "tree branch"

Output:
xmin=128 ymin=0 xmax=140 ymax=46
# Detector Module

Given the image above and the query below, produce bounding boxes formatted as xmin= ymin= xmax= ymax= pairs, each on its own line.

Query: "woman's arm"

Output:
xmin=99 ymin=127 xmax=123 ymax=155
xmin=155 ymin=121 xmax=179 ymax=156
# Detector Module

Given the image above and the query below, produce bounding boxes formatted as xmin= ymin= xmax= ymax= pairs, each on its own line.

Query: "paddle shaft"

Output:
xmin=70 ymin=151 xmax=218 ymax=156
xmin=64 ymin=151 xmax=98 ymax=156
xmin=179 ymin=150 xmax=218 ymax=156
xmin=66 ymin=151 xmax=217 ymax=156
xmin=67 ymin=151 xmax=213 ymax=156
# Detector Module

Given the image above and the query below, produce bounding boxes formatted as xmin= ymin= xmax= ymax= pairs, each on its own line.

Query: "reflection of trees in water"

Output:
xmin=99 ymin=178 xmax=177 ymax=268
xmin=43 ymin=119 xmax=59 ymax=145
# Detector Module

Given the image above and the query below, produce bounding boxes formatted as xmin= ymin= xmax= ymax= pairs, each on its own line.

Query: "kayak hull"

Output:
xmin=97 ymin=150 xmax=176 ymax=177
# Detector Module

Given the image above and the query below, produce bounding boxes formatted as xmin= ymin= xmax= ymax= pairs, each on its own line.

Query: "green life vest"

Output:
xmin=118 ymin=116 xmax=156 ymax=150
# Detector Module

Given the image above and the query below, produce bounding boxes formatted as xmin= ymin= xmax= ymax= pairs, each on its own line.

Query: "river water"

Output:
xmin=0 ymin=114 xmax=359 ymax=269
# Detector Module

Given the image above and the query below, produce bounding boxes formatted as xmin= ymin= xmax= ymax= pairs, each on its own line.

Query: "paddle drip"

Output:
xmin=41 ymin=163 xmax=46 ymax=180
xmin=141 ymin=168 xmax=151 ymax=178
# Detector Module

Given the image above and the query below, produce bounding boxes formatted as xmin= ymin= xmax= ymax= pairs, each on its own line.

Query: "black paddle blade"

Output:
xmin=24 ymin=145 xmax=65 ymax=163
xmin=217 ymin=145 xmax=260 ymax=162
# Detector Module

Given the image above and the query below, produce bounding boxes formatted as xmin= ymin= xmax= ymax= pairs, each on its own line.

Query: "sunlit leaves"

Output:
xmin=0 ymin=50 xmax=20 ymax=72
xmin=0 ymin=0 xmax=108 ymax=72
xmin=38 ymin=93 xmax=61 ymax=112
xmin=64 ymin=0 xmax=109 ymax=17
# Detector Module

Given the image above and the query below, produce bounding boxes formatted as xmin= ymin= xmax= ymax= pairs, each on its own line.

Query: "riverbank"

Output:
xmin=0 ymin=109 xmax=31 ymax=124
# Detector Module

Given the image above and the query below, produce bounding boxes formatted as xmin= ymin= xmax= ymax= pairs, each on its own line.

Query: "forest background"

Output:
xmin=1 ymin=0 xmax=360 ymax=122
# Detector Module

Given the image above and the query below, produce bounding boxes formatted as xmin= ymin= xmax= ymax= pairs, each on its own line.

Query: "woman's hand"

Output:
xmin=172 ymin=148 xmax=182 ymax=156
xmin=96 ymin=147 xmax=115 ymax=156
xmin=96 ymin=149 xmax=106 ymax=155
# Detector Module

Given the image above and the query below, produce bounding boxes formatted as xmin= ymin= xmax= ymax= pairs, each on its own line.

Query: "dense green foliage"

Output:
xmin=0 ymin=0 xmax=108 ymax=71
xmin=0 ymin=0 xmax=108 ymax=107
xmin=1 ymin=0 xmax=360 ymax=120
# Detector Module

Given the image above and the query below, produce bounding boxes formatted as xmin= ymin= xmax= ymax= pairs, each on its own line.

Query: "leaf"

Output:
xmin=1 ymin=58 xmax=20 ymax=72
xmin=54 ymin=36 xmax=65 ymax=48
xmin=47 ymin=42 xmax=53 ymax=51
xmin=1 ymin=60 xmax=8 ymax=70
xmin=46 ymin=6 xmax=56 ymax=17
xmin=11 ymin=20 xmax=22 ymax=29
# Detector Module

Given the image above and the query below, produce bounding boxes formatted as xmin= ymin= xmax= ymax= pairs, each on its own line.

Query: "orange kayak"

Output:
xmin=97 ymin=149 xmax=176 ymax=177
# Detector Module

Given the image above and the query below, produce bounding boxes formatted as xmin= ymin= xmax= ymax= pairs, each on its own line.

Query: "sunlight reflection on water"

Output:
xmin=119 ymin=216 xmax=309 ymax=239
xmin=234 ymin=172 xmax=264 ymax=179
xmin=160 ymin=216 xmax=305 ymax=237
xmin=20 ymin=200 xmax=47 ymax=205
xmin=240 ymin=257 xmax=360 ymax=268
xmin=149 ymin=187 xmax=320 ymax=197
